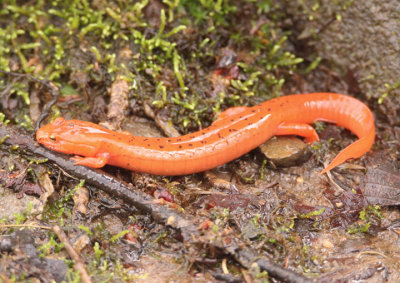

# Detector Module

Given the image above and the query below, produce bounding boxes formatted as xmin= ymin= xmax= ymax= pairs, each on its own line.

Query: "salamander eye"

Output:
xmin=49 ymin=134 xmax=56 ymax=141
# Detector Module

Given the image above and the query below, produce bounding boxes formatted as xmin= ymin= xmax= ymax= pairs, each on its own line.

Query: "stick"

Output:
xmin=52 ymin=225 xmax=92 ymax=283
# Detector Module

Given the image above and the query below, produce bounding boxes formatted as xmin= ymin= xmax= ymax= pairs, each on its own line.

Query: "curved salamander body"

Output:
xmin=36 ymin=93 xmax=375 ymax=176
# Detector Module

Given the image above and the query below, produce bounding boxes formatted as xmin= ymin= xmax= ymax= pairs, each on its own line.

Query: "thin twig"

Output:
xmin=52 ymin=225 xmax=92 ymax=283
xmin=0 ymin=224 xmax=51 ymax=230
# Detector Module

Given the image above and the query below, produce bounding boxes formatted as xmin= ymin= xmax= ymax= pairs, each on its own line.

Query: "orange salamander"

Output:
xmin=36 ymin=93 xmax=375 ymax=176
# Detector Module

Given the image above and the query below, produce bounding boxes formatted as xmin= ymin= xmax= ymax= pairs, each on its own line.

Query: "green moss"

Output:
xmin=378 ymin=79 xmax=400 ymax=104
xmin=180 ymin=0 xmax=237 ymax=25
xmin=347 ymin=205 xmax=383 ymax=234
xmin=38 ymin=235 xmax=65 ymax=257
xmin=1 ymin=0 xmax=304 ymax=131
xmin=109 ymin=230 xmax=129 ymax=243
xmin=300 ymin=207 xmax=325 ymax=219
xmin=13 ymin=202 xmax=33 ymax=224
xmin=78 ymin=225 xmax=93 ymax=236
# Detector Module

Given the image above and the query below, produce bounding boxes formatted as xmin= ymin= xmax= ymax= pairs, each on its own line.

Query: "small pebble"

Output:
xmin=259 ymin=136 xmax=311 ymax=167
xmin=0 ymin=237 xmax=12 ymax=253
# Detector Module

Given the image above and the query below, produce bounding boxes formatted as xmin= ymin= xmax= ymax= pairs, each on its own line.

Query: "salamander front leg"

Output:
xmin=71 ymin=152 xmax=110 ymax=168
xmin=275 ymin=122 xmax=319 ymax=144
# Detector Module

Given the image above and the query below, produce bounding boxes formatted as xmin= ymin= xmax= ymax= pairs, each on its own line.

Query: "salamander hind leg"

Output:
xmin=71 ymin=152 xmax=110 ymax=168
xmin=275 ymin=122 xmax=319 ymax=144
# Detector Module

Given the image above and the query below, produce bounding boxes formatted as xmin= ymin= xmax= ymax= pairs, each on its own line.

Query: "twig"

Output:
xmin=0 ymin=224 xmax=51 ymax=230
xmin=256 ymin=258 xmax=313 ymax=283
xmin=52 ymin=225 xmax=92 ymax=283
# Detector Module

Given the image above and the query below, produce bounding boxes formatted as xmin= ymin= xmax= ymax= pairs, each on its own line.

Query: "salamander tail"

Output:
xmin=319 ymin=131 xmax=374 ymax=175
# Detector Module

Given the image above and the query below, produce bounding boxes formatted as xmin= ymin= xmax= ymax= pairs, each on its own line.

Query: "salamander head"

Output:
xmin=36 ymin=117 xmax=104 ymax=156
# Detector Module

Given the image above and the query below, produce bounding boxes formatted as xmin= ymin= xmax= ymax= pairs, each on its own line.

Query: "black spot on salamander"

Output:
xmin=188 ymin=143 xmax=193 ymax=146
xmin=267 ymin=108 xmax=271 ymax=111
xmin=167 ymin=139 xmax=171 ymax=142
xmin=228 ymin=128 xmax=237 ymax=132
xmin=189 ymin=135 xmax=195 ymax=139
xmin=200 ymin=140 xmax=205 ymax=144
xmin=251 ymin=110 xmax=256 ymax=112
xmin=147 ymin=144 xmax=151 ymax=147
xmin=248 ymin=122 xmax=252 ymax=125
xmin=156 ymin=138 xmax=160 ymax=141
xmin=179 ymin=145 xmax=182 ymax=149
xmin=143 ymin=138 xmax=148 ymax=141
xmin=177 ymin=138 xmax=182 ymax=141
xmin=159 ymin=145 xmax=164 ymax=149
xmin=244 ymin=118 xmax=248 ymax=120
xmin=230 ymin=119 xmax=234 ymax=122
xmin=217 ymin=133 xmax=223 ymax=139
xmin=239 ymin=115 xmax=243 ymax=118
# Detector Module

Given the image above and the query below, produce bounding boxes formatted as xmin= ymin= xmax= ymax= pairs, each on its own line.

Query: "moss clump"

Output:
xmin=0 ymin=0 xmax=304 ymax=131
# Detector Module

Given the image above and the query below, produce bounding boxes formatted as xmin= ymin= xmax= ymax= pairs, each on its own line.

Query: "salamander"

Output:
xmin=36 ymin=93 xmax=375 ymax=176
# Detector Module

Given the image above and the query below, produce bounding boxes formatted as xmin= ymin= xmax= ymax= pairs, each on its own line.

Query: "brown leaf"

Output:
xmin=362 ymin=163 xmax=400 ymax=206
